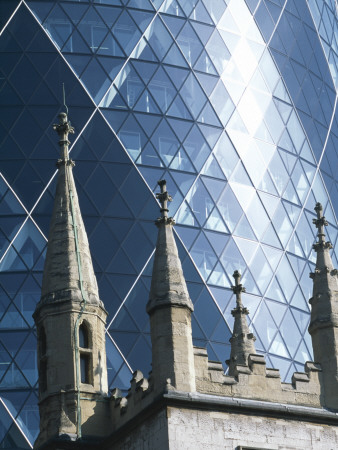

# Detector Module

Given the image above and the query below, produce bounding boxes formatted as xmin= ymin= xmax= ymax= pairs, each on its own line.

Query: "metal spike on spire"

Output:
xmin=62 ymin=82 xmax=69 ymax=116
xmin=53 ymin=84 xmax=74 ymax=163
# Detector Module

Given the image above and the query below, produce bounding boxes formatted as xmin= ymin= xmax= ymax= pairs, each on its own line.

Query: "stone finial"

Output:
xmin=312 ymin=203 xmax=333 ymax=252
xmin=310 ymin=202 xmax=335 ymax=278
xmin=53 ymin=112 xmax=75 ymax=163
xmin=308 ymin=202 xmax=338 ymax=410
xmin=226 ymin=271 xmax=257 ymax=376
xmin=231 ymin=270 xmax=246 ymax=308
xmin=156 ymin=180 xmax=175 ymax=225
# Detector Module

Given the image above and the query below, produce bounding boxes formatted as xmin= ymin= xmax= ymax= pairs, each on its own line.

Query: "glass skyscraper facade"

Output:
xmin=0 ymin=0 xmax=337 ymax=447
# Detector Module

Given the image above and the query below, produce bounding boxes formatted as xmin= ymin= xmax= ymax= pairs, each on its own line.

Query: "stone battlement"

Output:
xmin=107 ymin=345 xmax=324 ymax=437
xmin=194 ymin=347 xmax=323 ymax=409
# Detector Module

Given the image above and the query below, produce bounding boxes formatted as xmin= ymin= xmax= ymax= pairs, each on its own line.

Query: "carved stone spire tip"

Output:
xmin=53 ymin=112 xmax=75 ymax=163
xmin=228 ymin=270 xmax=256 ymax=374
xmin=231 ymin=270 xmax=246 ymax=309
xmin=312 ymin=202 xmax=332 ymax=251
xmin=155 ymin=179 xmax=175 ymax=225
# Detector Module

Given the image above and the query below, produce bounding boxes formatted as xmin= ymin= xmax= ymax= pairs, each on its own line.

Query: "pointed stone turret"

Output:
xmin=33 ymin=113 xmax=109 ymax=448
xmin=308 ymin=202 xmax=338 ymax=409
xmin=40 ymin=112 xmax=99 ymax=305
xmin=226 ymin=270 xmax=256 ymax=376
xmin=147 ymin=180 xmax=195 ymax=393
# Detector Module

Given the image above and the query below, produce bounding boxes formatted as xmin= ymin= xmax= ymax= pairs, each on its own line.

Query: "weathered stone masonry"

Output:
xmin=34 ymin=114 xmax=338 ymax=450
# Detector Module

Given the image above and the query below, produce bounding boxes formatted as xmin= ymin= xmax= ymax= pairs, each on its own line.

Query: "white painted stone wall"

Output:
xmin=167 ymin=407 xmax=338 ymax=450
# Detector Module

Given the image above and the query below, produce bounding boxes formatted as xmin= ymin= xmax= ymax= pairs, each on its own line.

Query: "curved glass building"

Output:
xmin=0 ymin=0 xmax=337 ymax=446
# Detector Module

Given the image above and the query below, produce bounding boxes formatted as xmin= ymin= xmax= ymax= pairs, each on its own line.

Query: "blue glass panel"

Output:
xmin=220 ymin=239 xmax=246 ymax=279
xmin=43 ymin=4 xmax=74 ymax=50
xmin=112 ymin=10 xmax=141 ymax=55
xmin=124 ymin=278 xmax=149 ymax=332
xmin=137 ymin=142 xmax=163 ymax=166
xmin=128 ymin=9 xmax=154 ymax=33
xmin=17 ymin=391 xmax=39 ymax=443
xmin=205 ymin=29 xmax=230 ymax=75
xmin=119 ymin=115 xmax=147 ymax=161
xmin=217 ymin=185 xmax=243 ymax=233
xmin=190 ymin=232 xmax=217 ymax=279
xmin=105 ymin=335 xmax=132 ymax=390
xmin=122 ymin=223 xmax=153 ymax=272
xmin=9 ymin=55 xmax=41 ymax=104
xmin=144 ymin=16 xmax=173 ymax=60
xmin=14 ymin=333 xmax=37 ymax=387
xmin=186 ymin=179 xmax=214 ymax=226
xmin=127 ymin=335 xmax=151 ymax=375
xmin=183 ymin=124 xmax=210 ymax=171
xmin=203 ymin=0 xmax=227 ymax=23
xmin=151 ymin=119 xmax=179 ymax=166
xmin=255 ymin=1 xmax=275 ymax=41
xmin=194 ymin=49 xmax=218 ymax=75
xmin=8 ymin=4 xmax=40 ymax=50
xmin=109 ymin=329 xmax=139 ymax=357
xmin=180 ymin=73 xmax=208 ymax=118
xmin=177 ymin=21 xmax=203 ymax=65
xmin=128 ymin=0 xmax=154 ymax=11
xmin=169 ymin=147 xmax=195 ymax=172
xmin=61 ymin=3 xmax=89 ymax=26
xmin=194 ymin=287 xmax=222 ymax=337
xmin=161 ymin=15 xmax=185 ymax=37
xmin=134 ymin=90 xmax=161 ymax=114
xmin=167 ymin=94 xmax=193 ymax=119
xmin=252 ymin=301 xmax=277 ymax=351
xmin=148 ymin=67 xmax=176 ymax=112
xmin=0 ymin=1 xmax=21 ymax=30
xmin=80 ymin=58 xmax=112 ymax=103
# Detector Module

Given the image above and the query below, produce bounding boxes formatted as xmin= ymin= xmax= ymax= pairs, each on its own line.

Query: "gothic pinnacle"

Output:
xmin=312 ymin=202 xmax=333 ymax=251
xmin=147 ymin=180 xmax=195 ymax=392
xmin=147 ymin=180 xmax=193 ymax=314
xmin=156 ymin=180 xmax=175 ymax=225
xmin=308 ymin=203 xmax=338 ymax=409
xmin=226 ymin=270 xmax=256 ymax=375
xmin=310 ymin=203 xmax=335 ymax=279
xmin=39 ymin=113 xmax=100 ymax=305
xmin=53 ymin=112 xmax=74 ymax=163
xmin=231 ymin=270 xmax=246 ymax=309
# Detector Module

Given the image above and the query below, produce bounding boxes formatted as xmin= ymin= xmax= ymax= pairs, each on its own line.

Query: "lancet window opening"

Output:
xmin=79 ymin=321 xmax=92 ymax=385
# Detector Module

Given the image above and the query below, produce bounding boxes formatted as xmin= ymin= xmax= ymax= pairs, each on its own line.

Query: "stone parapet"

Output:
xmin=194 ymin=346 xmax=323 ymax=408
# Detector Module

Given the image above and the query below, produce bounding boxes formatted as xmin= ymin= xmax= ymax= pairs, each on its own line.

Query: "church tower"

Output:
xmin=33 ymin=113 xmax=108 ymax=448
xmin=309 ymin=202 xmax=338 ymax=409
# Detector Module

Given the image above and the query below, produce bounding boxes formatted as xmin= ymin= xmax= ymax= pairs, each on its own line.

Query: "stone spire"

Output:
xmin=33 ymin=112 xmax=109 ymax=448
xmin=308 ymin=202 xmax=338 ymax=409
xmin=147 ymin=180 xmax=194 ymax=314
xmin=147 ymin=180 xmax=195 ymax=393
xmin=226 ymin=270 xmax=256 ymax=376
xmin=39 ymin=112 xmax=100 ymax=306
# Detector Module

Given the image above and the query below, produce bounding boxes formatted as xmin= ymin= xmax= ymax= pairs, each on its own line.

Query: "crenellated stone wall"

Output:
xmin=194 ymin=347 xmax=323 ymax=408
